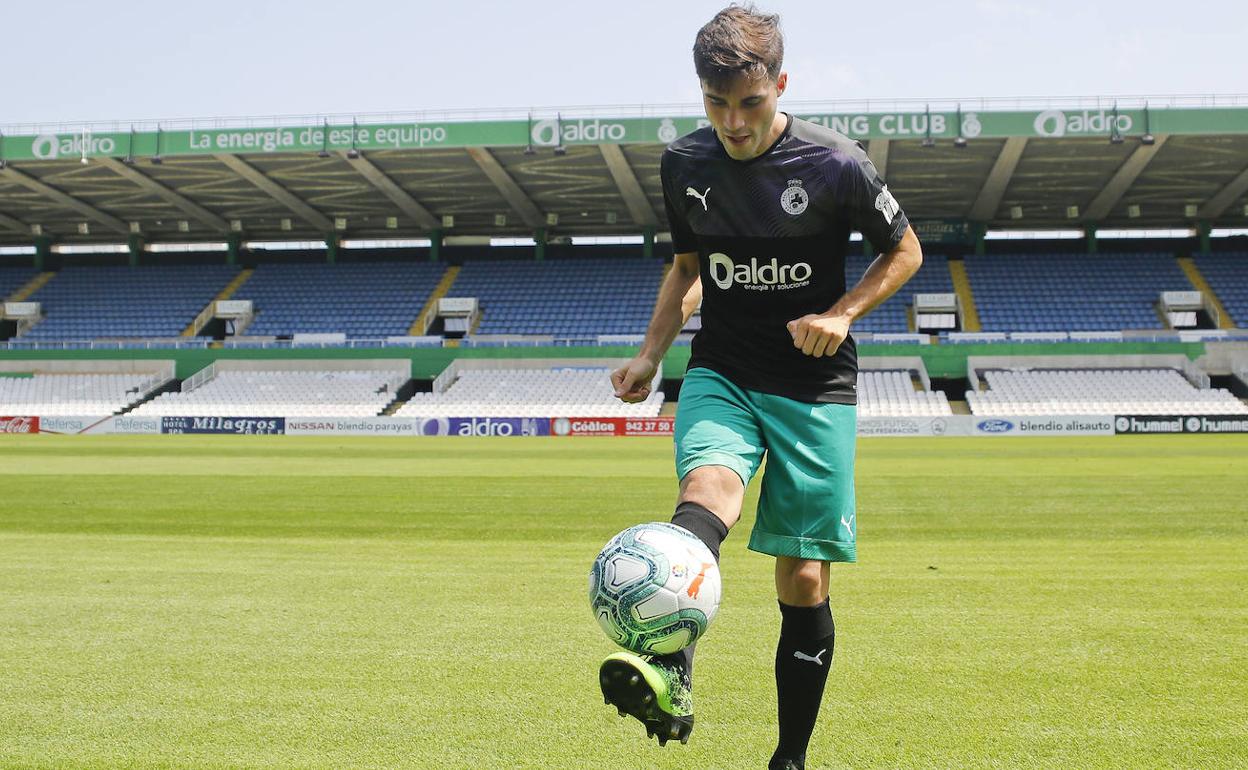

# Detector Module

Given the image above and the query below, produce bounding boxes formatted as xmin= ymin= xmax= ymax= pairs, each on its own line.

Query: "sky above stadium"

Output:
xmin=5 ymin=0 xmax=1245 ymax=126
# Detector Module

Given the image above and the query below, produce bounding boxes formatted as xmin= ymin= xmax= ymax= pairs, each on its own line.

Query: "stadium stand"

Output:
xmin=964 ymin=253 xmax=1191 ymax=332
xmin=448 ymin=259 xmax=663 ymax=337
xmin=236 ymin=261 xmax=446 ymax=338
xmin=395 ymin=367 xmax=663 ymax=417
xmin=0 ymin=372 xmax=168 ymax=415
xmin=966 ymin=368 xmax=1247 ymax=416
xmin=857 ymin=370 xmax=952 ymax=416
xmin=846 ymin=253 xmax=952 ymax=333
xmin=1 ymin=267 xmax=39 ymax=300
xmin=131 ymin=370 xmax=405 ymax=417
xmin=1194 ymin=253 xmax=1248 ymax=328
xmin=20 ymin=265 xmax=236 ymax=340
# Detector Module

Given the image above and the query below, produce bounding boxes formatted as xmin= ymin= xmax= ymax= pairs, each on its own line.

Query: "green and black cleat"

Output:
xmin=599 ymin=651 xmax=693 ymax=746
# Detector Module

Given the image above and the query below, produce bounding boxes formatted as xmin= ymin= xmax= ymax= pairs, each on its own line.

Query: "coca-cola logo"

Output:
xmin=0 ymin=416 xmax=39 ymax=434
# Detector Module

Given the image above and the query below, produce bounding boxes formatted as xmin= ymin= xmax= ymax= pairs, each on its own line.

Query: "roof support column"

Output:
xmin=643 ymin=226 xmax=655 ymax=259
xmin=430 ymin=229 xmax=442 ymax=262
xmin=35 ymin=236 xmax=51 ymax=271
xmin=1084 ymin=226 xmax=1097 ymax=255
xmin=534 ymin=228 xmax=546 ymax=261
xmin=128 ymin=234 xmax=144 ymax=267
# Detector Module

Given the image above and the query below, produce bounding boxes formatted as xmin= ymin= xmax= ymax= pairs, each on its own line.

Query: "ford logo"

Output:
xmin=977 ymin=419 xmax=1014 ymax=433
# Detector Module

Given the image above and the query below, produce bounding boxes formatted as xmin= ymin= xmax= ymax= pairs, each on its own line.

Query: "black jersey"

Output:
xmin=662 ymin=114 xmax=910 ymax=404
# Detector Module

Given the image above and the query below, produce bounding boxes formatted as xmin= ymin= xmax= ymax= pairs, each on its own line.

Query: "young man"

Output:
xmin=599 ymin=5 xmax=923 ymax=769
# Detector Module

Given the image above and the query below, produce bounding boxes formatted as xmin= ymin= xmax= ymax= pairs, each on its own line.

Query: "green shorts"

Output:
xmin=674 ymin=367 xmax=857 ymax=562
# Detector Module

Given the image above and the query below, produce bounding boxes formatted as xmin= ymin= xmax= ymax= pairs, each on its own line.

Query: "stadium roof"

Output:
xmin=1 ymin=96 xmax=1246 ymax=246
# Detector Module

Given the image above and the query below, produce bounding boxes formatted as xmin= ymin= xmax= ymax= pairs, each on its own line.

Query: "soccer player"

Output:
xmin=599 ymin=5 xmax=923 ymax=769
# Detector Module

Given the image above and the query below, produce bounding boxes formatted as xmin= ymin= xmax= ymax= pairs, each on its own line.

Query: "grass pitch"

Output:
xmin=0 ymin=435 xmax=1245 ymax=769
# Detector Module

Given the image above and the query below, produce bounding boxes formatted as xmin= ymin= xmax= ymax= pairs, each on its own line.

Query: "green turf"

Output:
xmin=0 ymin=435 xmax=1245 ymax=769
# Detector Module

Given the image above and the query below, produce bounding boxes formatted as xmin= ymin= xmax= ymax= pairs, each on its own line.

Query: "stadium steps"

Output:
xmin=1177 ymin=258 xmax=1235 ymax=329
xmin=216 ymin=268 xmax=254 ymax=301
xmin=409 ymin=266 xmax=458 ymax=335
xmin=379 ymin=379 xmax=416 ymax=416
xmin=116 ymin=378 xmax=181 ymax=415
xmin=182 ymin=268 xmax=254 ymax=337
xmin=7 ymin=272 xmax=56 ymax=302
xmin=947 ymin=260 xmax=981 ymax=332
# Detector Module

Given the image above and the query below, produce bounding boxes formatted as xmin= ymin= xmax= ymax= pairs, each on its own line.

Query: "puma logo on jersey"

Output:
xmin=793 ymin=648 xmax=827 ymax=666
xmin=841 ymin=513 xmax=856 ymax=537
xmin=686 ymin=186 xmax=710 ymax=211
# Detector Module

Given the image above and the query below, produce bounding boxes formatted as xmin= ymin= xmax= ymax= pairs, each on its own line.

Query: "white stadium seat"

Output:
xmin=0 ymin=373 xmax=164 ymax=415
xmin=966 ymin=368 xmax=1247 ymax=416
xmin=130 ymin=370 xmax=405 ymax=418
xmin=856 ymin=370 xmax=953 ymax=417
xmin=395 ymin=368 xmax=663 ymax=418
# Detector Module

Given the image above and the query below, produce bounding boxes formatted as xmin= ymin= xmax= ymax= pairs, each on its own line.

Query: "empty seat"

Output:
xmin=130 ymin=369 xmax=406 ymax=418
xmin=966 ymin=368 xmax=1247 ymax=416
xmin=394 ymin=367 xmax=663 ymax=418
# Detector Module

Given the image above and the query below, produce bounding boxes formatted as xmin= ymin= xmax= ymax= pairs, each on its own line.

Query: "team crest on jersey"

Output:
xmin=780 ymin=179 xmax=809 ymax=216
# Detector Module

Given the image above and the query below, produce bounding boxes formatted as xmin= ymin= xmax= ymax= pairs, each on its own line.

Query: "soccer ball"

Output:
xmin=588 ymin=522 xmax=721 ymax=655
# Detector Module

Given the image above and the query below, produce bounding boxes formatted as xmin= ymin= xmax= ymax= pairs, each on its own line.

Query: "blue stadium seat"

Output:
xmin=964 ymin=253 xmax=1190 ymax=332
xmin=235 ymin=261 xmax=446 ymax=338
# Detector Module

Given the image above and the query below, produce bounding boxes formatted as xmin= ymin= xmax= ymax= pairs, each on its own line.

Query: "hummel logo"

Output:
xmin=793 ymin=648 xmax=827 ymax=666
xmin=686 ymin=186 xmax=710 ymax=211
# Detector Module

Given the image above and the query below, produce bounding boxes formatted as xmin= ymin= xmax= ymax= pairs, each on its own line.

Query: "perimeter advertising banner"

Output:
xmin=8 ymin=107 xmax=1247 ymax=162
xmin=857 ymin=416 xmax=960 ymax=437
xmin=1113 ymin=415 xmax=1248 ymax=434
xmin=550 ymin=417 xmax=676 ymax=436
xmin=160 ymin=416 xmax=286 ymax=435
xmin=285 ymin=417 xmax=550 ymax=436
xmin=0 ymin=416 xmax=39 ymax=433
xmin=971 ymin=416 xmax=1116 ymax=436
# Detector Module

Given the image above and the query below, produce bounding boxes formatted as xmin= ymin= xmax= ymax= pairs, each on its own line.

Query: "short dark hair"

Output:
xmin=692 ymin=4 xmax=784 ymax=90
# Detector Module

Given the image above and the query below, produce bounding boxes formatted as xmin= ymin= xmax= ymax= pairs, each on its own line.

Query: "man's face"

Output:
xmin=700 ymin=71 xmax=787 ymax=161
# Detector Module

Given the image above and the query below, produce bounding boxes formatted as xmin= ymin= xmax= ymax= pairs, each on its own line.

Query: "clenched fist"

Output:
xmin=611 ymin=357 xmax=658 ymax=403
xmin=786 ymin=314 xmax=851 ymax=358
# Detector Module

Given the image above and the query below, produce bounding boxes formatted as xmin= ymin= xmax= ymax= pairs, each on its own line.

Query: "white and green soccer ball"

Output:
xmin=589 ymin=522 xmax=722 ymax=655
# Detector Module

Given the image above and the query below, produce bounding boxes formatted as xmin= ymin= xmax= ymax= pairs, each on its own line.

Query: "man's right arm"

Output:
xmin=611 ymin=251 xmax=700 ymax=402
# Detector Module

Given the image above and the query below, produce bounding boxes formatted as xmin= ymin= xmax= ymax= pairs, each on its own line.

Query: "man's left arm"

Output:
xmin=787 ymin=225 xmax=923 ymax=357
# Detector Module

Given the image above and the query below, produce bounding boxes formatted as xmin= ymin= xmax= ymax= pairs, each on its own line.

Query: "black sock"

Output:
xmin=770 ymin=600 xmax=835 ymax=770
xmin=670 ymin=501 xmax=729 ymax=563
xmin=656 ymin=502 xmax=729 ymax=681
